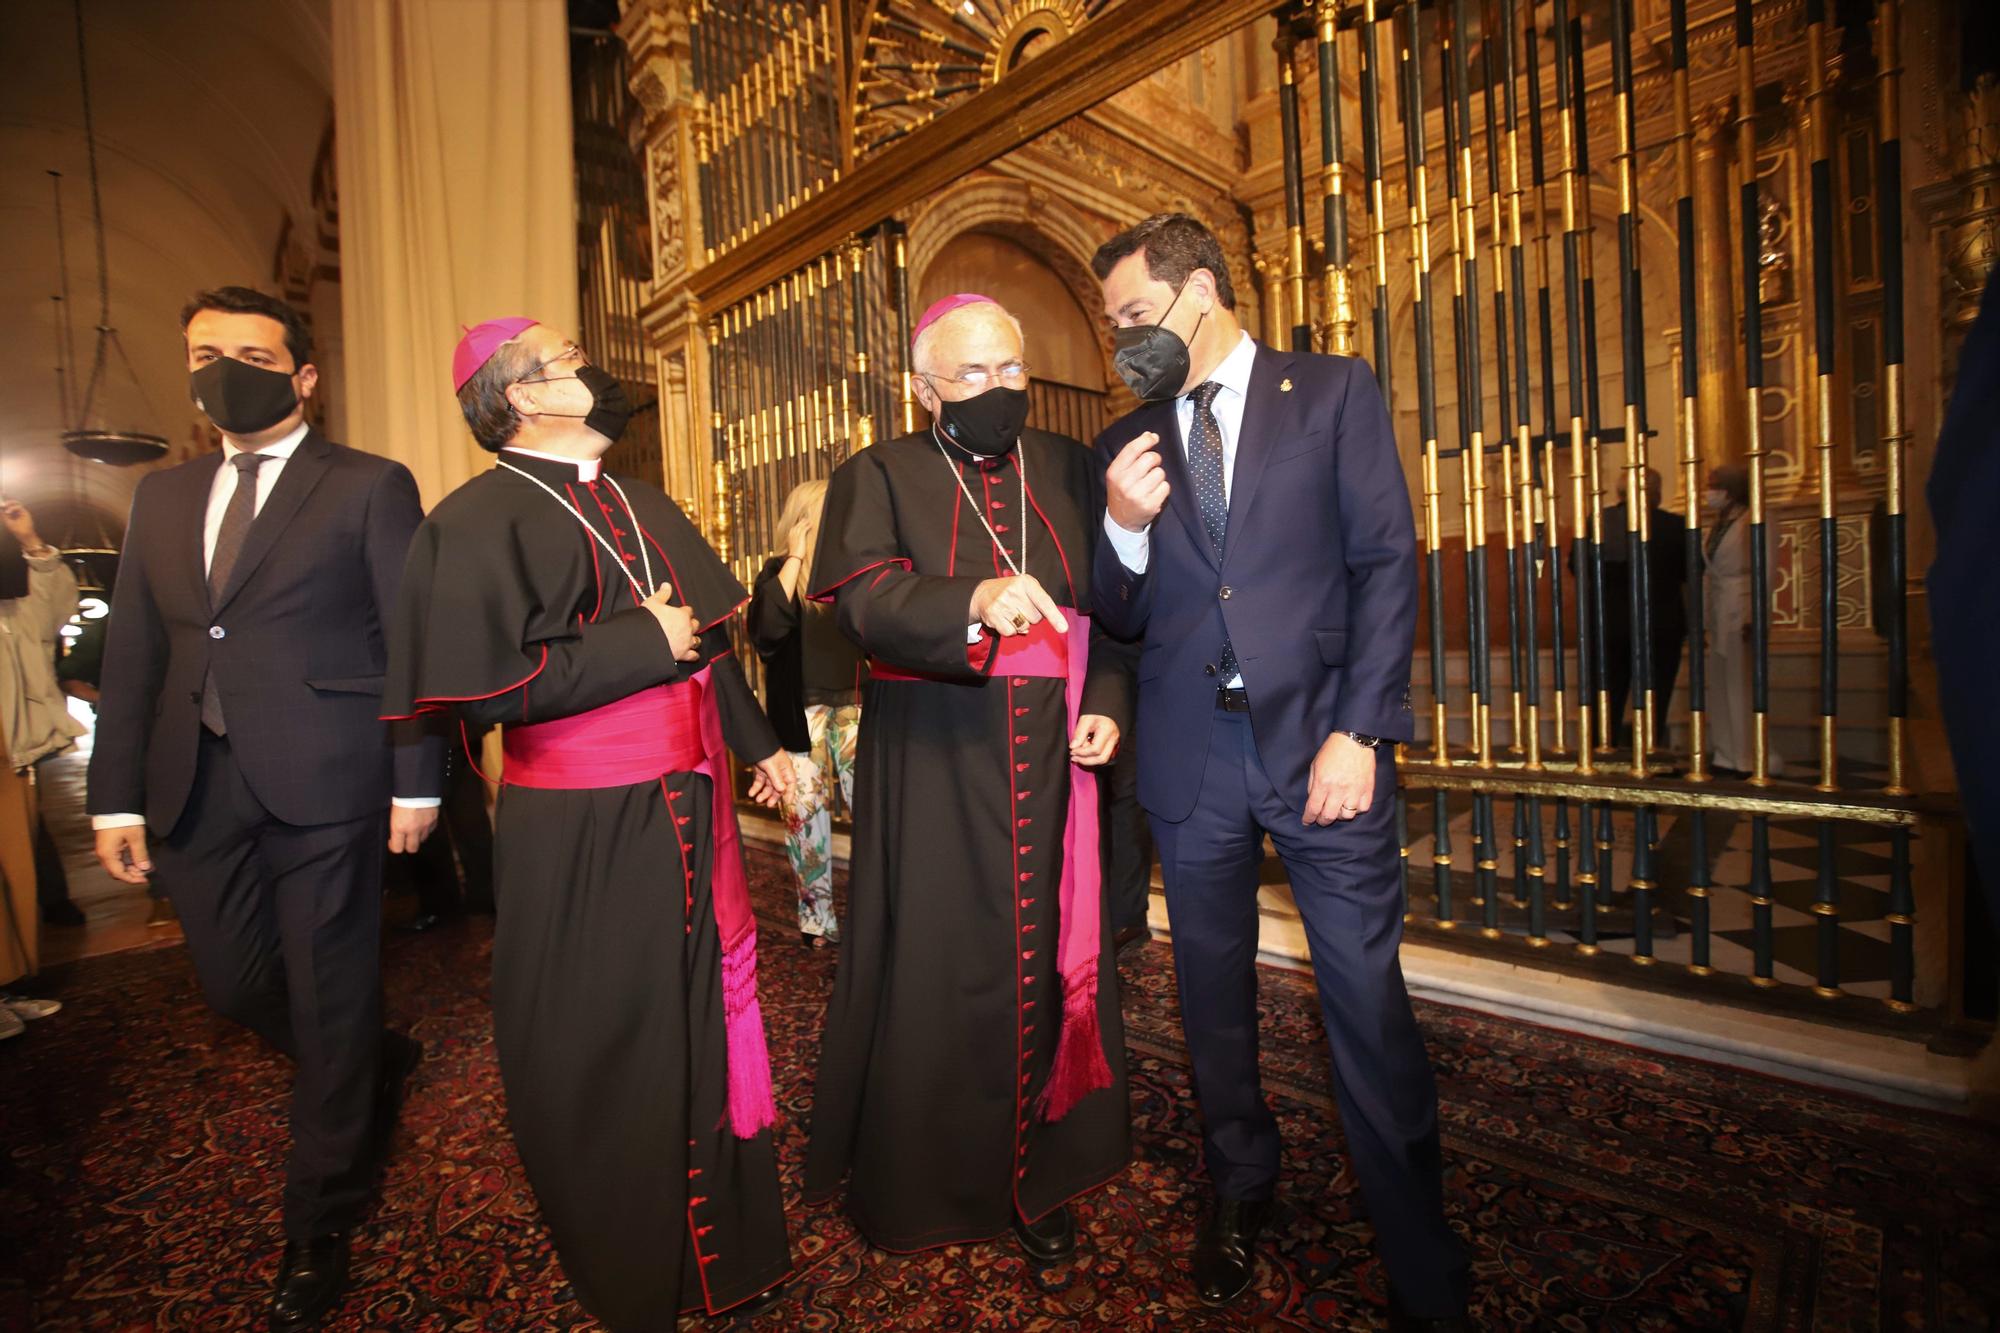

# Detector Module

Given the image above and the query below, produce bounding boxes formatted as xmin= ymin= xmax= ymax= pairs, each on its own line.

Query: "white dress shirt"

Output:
xmin=93 ymin=422 xmax=436 ymax=830
xmin=1103 ymin=330 xmax=1258 ymax=685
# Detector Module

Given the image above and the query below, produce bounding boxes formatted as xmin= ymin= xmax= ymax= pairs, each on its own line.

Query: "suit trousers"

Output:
xmin=153 ymin=731 xmax=388 ymax=1241
xmin=1605 ymin=623 xmax=1685 ymax=748
xmin=1151 ymin=708 xmax=1468 ymax=1314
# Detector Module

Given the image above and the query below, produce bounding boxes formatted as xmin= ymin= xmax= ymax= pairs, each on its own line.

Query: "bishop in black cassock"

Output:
xmin=803 ymin=295 xmax=1131 ymax=1259
xmin=382 ymin=319 xmax=794 ymax=1330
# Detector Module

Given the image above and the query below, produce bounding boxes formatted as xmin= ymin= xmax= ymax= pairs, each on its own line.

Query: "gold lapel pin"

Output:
xmin=1279 ymin=378 xmax=1293 ymax=393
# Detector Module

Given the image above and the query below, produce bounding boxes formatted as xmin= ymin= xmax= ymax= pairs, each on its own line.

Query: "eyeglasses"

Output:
xmin=922 ymin=362 xmax=1030 ymax=392
xmin=516 ymin=342 xmax=592 ymax=384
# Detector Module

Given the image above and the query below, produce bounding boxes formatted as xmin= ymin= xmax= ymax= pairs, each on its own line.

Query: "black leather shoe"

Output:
xmin=1191 ymin=1197 xmax=1271 ymax=1307
xmin=1012 ymin=1204 xmax=1076 ymax=1262
xmin=398 ymin=909 xmax=464 ymax=934
xmin=1388 ymin=1289 xmax=1472 ymax=1332
xmin=269 ymin=1233 xmax=350 ymax=1331
xmin=1113 ymin=924 xmax=1149 ymax=954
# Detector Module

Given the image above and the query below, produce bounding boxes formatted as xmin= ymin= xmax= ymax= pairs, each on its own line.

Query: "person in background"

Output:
xmin=55 ymin=606 xmax=177 ymax=929
xmin=386 ymin=736 xmax=496 ymax=931
xmin=88 ymin=287 xmax=442 ymax=1330
xmin=749 ymin=477 xmax=866 ymax=948
xmin=1701 ymin=464 xmax=1781 ymax=779
xmin=1593 ymin=465 xmax=1690 ymax=752
xmin=0 ymin=500 xmax=80 ymax=1035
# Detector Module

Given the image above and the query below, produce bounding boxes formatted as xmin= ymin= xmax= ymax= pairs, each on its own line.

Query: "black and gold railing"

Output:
xmin=1275 ymin=0 xmax=1948 ymax=1022
xmin=627 ymin=0 xmax=1962 ymax=1029
xmin=692 ymin=0 xmax=844 ymax=262
xmin=704 ymin=223 xmax=911 ymax=588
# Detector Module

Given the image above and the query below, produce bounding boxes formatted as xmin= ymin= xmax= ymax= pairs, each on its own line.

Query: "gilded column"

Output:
xmin=1938 ymin=74 xmax=2000 ymax=372
xmin=620 ymin=0 xmax=713 ymax=534
xmin=1693 ymin=100 xmax=1743 ymax=474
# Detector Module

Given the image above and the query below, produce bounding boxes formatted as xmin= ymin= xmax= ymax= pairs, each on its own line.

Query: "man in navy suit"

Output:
xmin=1090 ymin=214 xmax=1468 ymax=1330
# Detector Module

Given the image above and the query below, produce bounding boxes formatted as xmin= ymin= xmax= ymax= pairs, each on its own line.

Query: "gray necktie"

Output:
xmin=201 ymin=451 xmax=270 ymax=735
xmin=1186 ymin=382 xmax=1240 ymax=685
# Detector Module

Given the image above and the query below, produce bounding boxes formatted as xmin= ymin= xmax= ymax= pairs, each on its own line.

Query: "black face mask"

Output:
xmin=190 ymin=357 xmax=300 ymax=436
xmin=934 ymin=384 xmax=1029 ymax=457
xmin=1112 ymin=278 xmax=1205 ymax=402
xmin=530 ymin=363 xmax=634 ymax=443
xmin=575 ymin=364 xmax=634 ymax=442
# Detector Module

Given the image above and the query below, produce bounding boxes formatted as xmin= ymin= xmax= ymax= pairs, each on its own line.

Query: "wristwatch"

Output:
xmin=1338 ymin=730 xmax=1383 ymax=749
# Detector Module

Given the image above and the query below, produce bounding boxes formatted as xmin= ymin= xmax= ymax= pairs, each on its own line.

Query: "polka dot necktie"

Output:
xmin=1186 ymin=381 xmax=1239 ymax=684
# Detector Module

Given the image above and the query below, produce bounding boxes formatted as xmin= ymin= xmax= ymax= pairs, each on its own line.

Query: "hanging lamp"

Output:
xmin=59 ymin=0 xmax=168 ymax=467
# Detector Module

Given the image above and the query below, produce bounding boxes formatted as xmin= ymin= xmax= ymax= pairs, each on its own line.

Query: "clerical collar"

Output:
xmin=932 ymin=427 xmax=1015 ymax=472
xmin=501 ymin=445 xmax=603 ymax=482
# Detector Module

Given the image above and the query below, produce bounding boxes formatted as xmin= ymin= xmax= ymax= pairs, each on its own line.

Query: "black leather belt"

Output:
xmin=1216 ymin=686 xmax=1252 ymax=713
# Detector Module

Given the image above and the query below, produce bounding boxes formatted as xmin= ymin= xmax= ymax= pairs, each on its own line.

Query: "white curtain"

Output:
xmin=333 ymin=0 xmax=581 ymax=507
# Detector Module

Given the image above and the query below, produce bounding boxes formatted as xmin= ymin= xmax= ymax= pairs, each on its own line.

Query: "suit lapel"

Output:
xmin=212 ymin=429 xmax=333 ymax=614
xmin=1221 ymin=343 xmax=1297 ymax=570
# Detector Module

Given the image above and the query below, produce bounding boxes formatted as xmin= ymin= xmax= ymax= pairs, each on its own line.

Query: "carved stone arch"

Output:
xmin=905 ymin=173 xmax=1121 ymax=374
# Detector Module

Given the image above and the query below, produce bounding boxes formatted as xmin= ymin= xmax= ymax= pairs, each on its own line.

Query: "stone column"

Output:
xmin=620 ymin=0 xmax=714 ymax=534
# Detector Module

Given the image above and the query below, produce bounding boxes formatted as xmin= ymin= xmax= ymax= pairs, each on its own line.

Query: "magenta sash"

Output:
xmin=501 ymin=666 xmax=777 ymax=1138
xmin=871 ymin=610 xmax=1113 ymax=1121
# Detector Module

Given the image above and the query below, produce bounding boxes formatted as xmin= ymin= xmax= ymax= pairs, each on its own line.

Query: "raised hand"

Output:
xmin=1105 ymin=431 xmax=1169 ymax=533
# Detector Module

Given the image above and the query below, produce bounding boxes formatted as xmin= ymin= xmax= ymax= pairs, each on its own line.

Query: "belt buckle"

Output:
xmin=1216 ymin=686 xmax=1250 ymax=713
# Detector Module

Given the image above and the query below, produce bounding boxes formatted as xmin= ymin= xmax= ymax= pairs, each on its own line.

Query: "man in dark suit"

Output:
xmin=1091 ymin=214 xmax=1469 ymax=1330
xmin=1591 ymin=465 xmax=1690 ymax=750
xmin=89 ymin=287 xmax=442 ymax=1330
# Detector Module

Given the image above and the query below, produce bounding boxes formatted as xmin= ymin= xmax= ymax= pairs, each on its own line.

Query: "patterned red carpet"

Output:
xmin=3 ymin=848 xmax=1995 ymax=1331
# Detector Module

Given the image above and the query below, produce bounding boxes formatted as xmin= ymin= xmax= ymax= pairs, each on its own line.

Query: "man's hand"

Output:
xmin=95 ymin=826 xmax=152 ymax=884
xmin=388 ymin=804 xmax=439 ymax=854
xmin=642 ymin=587 xmax=702 ymax=661
xmin=1 ymin=500 xmax=43 ymax=552
xmin=969 ymin=574 xmax=1068 ymax=638
xmin=1301 ymin=732 xmax=1379 ymax=826
xmin=1070 ymin=714 xmax=1120 ymax=767
xmin=746 ymin=750 xmax=794 ymax=808
xmin=1105 ymin=431 xmax=1169 ymax=533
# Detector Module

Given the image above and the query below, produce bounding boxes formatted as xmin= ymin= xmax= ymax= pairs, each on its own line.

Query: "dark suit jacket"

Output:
xmin=1093 ymin=343 xmax=1418 ymax=823
xmin=88 ymin=428 xmax=442 ymax=832
xmin=1584 ymin=501 xmax=1692 ymax=644
xmin=1928 ymin=270 xmax=2000 ymax=918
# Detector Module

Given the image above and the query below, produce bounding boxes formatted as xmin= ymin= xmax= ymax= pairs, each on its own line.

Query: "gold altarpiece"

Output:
xmin=613 ymin=0 xmax=1995 ymax=1045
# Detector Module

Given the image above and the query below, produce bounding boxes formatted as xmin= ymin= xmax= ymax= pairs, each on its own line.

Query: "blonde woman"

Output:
xmin=749 ymin=479 xmax=866 ymax=946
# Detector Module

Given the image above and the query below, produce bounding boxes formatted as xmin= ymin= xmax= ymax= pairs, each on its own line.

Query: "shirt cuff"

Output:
xmin=91 ymin=813 xmax=145 ymax=830
xmin=1103 ymin=512 xmax=1151 ymax=575
xmin=391 ymin=797 xmax=442 ymax=809
xmin=966 ymin=622 xmax=985 ymax=644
